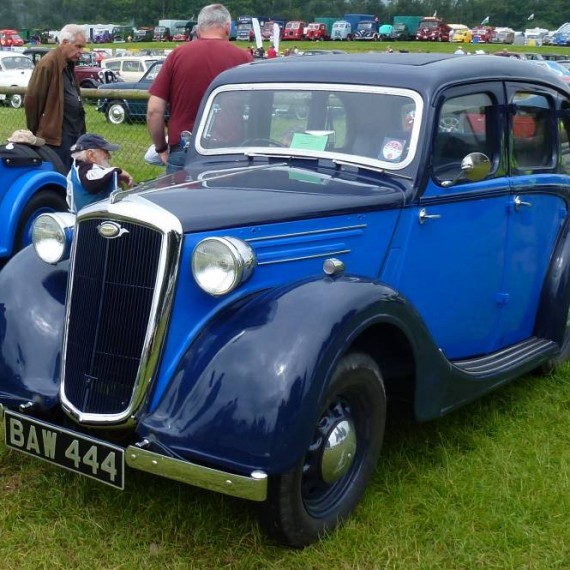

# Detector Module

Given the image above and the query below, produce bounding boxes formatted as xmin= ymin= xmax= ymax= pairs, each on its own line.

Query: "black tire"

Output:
xmin=14 ymin=189 xmax=68 ymax=253
xmin=34 ymin=145 xmax=67 ymax=175
xmin=260 ymin=352 xmax=386 ymax=547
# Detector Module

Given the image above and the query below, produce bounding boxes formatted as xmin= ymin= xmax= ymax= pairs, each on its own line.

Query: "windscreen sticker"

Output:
xmin=290 ymin=132 xmax=329 ymax=151
xmin=380 ymin=137 xmax=406 ymax=162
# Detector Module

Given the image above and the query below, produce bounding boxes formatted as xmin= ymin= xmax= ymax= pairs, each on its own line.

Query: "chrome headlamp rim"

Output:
xmin=32 ymin=212 xmax=76 ymax=265
xmin=192 ymin=236 xmax=256 ymax=296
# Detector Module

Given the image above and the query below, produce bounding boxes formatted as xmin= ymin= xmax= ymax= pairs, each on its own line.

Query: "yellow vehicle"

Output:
xmin=449 ymin=24 xmax=472 ymax=43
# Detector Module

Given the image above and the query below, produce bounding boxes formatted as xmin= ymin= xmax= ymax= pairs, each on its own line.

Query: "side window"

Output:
xmin=433 ymin=93 xmax=497 ymax=182
xmin=559 ymin=99 xmax=570 ymax=173
xmin=511 ymin=92 xmax=555 ymax=171
xmin=105 ymin=61 xmax=120 ymax=72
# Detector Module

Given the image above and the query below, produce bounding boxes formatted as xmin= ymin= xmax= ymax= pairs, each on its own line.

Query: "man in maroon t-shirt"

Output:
xmin=147 ymin=3 xmax=253 ymax=173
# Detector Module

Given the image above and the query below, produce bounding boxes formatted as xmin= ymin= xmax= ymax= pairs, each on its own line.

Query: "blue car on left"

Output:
xmin=0 ymin=138 xmax=67 ymax=259
xmin=96 ymin=60 xmax=164 ymax=125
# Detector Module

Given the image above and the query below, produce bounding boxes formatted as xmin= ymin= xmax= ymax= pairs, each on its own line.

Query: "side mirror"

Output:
xmin=441 ymin=152 xmax=491 ymax=187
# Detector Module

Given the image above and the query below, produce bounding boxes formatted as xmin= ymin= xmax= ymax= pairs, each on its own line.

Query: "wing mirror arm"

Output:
xmin=440 ymin=152 xmax=491 ymax=188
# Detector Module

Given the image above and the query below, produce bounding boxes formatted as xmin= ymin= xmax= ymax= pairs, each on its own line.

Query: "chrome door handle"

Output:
xmin=419 ymin=208 xmax=442 ymax=224
xmin=514 ymin=195 xmax=532 ymax=210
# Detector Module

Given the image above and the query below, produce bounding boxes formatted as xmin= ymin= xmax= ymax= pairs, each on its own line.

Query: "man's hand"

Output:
xmin=119 ymin=170 xmax=134 ymax=189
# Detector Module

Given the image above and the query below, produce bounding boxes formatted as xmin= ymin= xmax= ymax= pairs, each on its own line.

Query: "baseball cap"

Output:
xmin=71 ymin=133 xmax=120 ymax=152
xmin=7 ymin=129 xmax=45 ymax=146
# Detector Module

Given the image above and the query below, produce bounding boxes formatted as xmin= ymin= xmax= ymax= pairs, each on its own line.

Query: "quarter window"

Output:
xmin=511 ymin=92 xmax=555 ymax=171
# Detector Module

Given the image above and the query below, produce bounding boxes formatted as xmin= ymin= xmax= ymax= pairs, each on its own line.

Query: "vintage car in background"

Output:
xmin=0 ymin=29 xmax=24 ymax=48
xmin=2 ymin=53 xmax=570 ymax=547
xmin=133 ymin=27 xmax=154 ymax=42
xmin=96 ymin=60 xmax=163 ymax=124
xmin=101 ymin=55 xmax=160 ymax=82
xmin=449 ymin=23 xmax=472 ymax=43
xmin=0 ymin=52 xmax=34 ymax=108
xmin=304 ymin=22 xmax=328 ymax=41
xmin=529 ymin=59 xmax=570 ymax=84
xmin=471 ymin=25 xmax=494 ymax=43
xmin=23 ymin=47 xmax=119 ymax=88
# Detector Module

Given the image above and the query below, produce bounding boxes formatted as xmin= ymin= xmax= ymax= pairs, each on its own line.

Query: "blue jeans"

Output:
xmin=166 ymin=149 xmax=186 ymax=174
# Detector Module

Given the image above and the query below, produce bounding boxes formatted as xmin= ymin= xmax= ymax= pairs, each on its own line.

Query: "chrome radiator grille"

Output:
xmin=63 ymin=218 xmax=163 ymax=418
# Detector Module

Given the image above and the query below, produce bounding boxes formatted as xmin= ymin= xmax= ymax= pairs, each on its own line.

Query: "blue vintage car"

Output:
xmin=96 ymin=59 xmax=164 ymax=124
xmin=2 ymin=53 xmax=570 ymax=547
xmin=0 ymin=141 xmax=67 ymax=260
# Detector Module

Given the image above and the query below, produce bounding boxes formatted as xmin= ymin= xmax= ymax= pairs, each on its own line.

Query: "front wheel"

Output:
xmin=261 ymin=352 xmax=386 ymax=547
xmin=105 ymin=101 xmax=128 ymax=125
xmin=9 ymin=94 xmax=23 ymax=108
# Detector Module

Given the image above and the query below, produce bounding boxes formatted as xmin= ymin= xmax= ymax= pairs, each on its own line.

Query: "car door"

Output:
xmin=387 ymin=83 xmax=511 ymax=359
xmin=500 ymin=84 xmax=569 ymax=346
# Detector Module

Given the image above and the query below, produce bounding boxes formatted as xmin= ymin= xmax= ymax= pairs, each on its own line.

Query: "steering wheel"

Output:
xmin=241 ymin=138 xmax=286 ymax=147
xmin=438 ymin=115 xmax=464 ymax=133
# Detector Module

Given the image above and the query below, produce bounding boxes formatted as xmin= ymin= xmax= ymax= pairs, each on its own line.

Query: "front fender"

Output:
xmin=0 ymin=167 xmax=66 ymax=257
xmin=0 ymin=247 xmax=68 ymax=408
xmin=138 ymin=275 xmax=434 ymax=475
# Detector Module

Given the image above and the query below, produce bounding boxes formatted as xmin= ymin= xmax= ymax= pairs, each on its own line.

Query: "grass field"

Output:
xmin=1 ymin=364 xmax=570 ymax=568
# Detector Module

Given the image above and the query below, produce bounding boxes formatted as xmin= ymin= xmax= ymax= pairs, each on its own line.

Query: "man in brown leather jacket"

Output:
xmin=24 ymin=24 xmax=87 ymax=169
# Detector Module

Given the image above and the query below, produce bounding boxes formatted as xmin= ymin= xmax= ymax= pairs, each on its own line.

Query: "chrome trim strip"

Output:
xmin=126 ymin=446 xmax=268 ymax=502
xmin=257 ymin=249 xmax=351 ymax=266
xmin=246 ymin=224 xmax=367 ymax=243
xmin=60 ymin=195 xmax=183 ymax=426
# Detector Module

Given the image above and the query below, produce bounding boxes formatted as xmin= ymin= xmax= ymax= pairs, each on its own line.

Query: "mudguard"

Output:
xmin=138 ymin=275 xmax=447 ymax=475
xmin=535 ymin=217 xmax=570 ymax=345
xmin=0 ymin=167 xmax=66 ymax=256
xmin=0 ymin=247 xmax=68 ymax=407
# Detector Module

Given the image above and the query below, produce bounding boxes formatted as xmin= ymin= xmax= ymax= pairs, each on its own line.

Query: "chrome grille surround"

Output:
xmin=60 ymin=195 xmax=183 ymax=426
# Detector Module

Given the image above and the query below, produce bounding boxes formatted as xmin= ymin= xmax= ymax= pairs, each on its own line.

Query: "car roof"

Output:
xmin=103 ymin=55 xmax=159 ymax=62
xmin=0 ymin=51 xmax=32 ymax=60
xmin=212 ymin=53 xmax=569 ymax=95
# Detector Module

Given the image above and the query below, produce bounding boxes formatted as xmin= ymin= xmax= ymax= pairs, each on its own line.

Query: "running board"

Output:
xmin=452 ymin=337 xmax=558 ymax=377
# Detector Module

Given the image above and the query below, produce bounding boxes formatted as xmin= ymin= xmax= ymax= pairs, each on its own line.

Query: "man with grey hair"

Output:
xmin=24 ymin=24 xmax=87 ymax=169
xmin=147 ymin=3 xmax=252 ymax=172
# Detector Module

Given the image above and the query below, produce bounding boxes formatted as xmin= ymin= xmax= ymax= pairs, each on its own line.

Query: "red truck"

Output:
xmin=416 ymin=17 xmax=452 ymax=42
xmin=305 ymin=23 xmax=329 ymax=41
xmin=282 ymin=20 xmax=307 ymax=41
xmin=471 ymin=25 xmax=494 ymax=43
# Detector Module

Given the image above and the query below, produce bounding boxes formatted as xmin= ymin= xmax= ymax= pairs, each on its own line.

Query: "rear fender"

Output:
xmin=535 ymin=217 xmax=570 ymax=344
xmin=138 ymin=275 xmax=440 ymax=474
xmin=0 ymin=168 xmax=66 ymax=257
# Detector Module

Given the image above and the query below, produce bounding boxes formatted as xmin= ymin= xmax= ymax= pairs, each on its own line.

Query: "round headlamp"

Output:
xmin=192 ymin=237 xmax=256 ymax=296
xmin=32 ymin=212 xmax=76 ymax=265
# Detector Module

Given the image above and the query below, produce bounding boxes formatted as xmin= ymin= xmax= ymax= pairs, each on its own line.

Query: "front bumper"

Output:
xmin=1 ymin=405 xmax=268 ymax=502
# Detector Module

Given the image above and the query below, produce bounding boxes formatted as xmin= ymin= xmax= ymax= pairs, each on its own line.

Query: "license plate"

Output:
xmin=4 ymin=410 xmax=125 ymax=489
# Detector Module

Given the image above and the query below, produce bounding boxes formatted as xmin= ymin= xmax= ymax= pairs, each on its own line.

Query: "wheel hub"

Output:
xmin=320 ymin=418 xmax=357 ymax=483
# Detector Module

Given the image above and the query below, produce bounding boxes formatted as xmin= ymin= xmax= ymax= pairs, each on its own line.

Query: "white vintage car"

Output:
xmin=0 ymin=51 xmax=34 ymax=108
